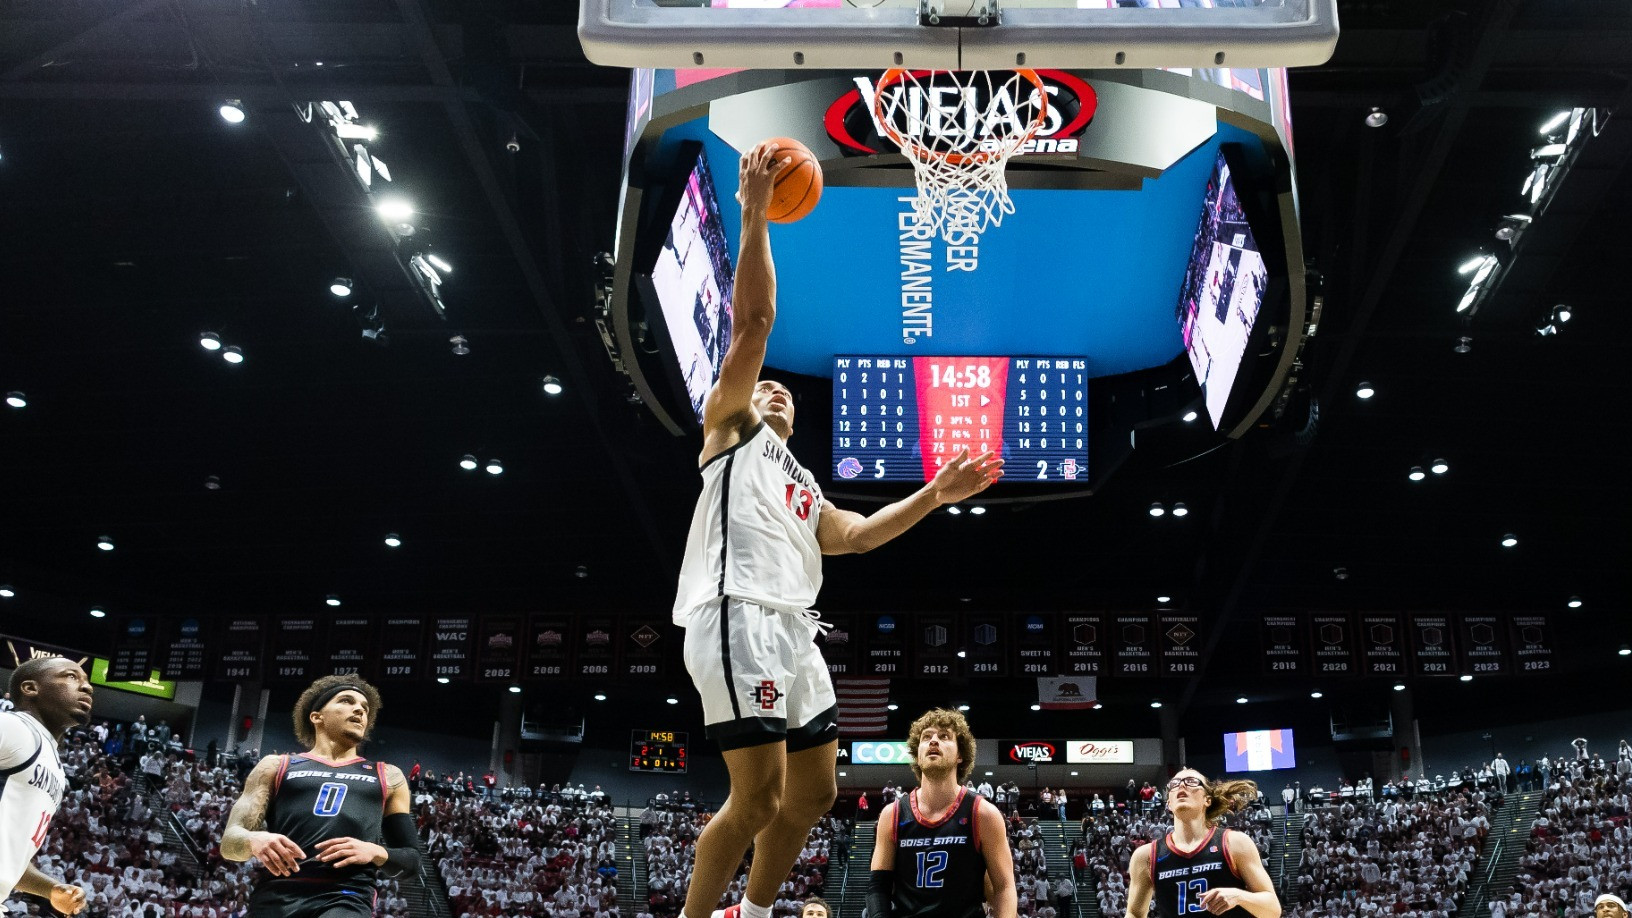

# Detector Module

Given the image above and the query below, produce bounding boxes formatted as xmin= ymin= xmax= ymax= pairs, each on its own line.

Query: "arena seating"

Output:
xmin=1508 ymin=748 xmax=1632 ymax=914
xmin=641 ymin=806 xmax=836 ymax=918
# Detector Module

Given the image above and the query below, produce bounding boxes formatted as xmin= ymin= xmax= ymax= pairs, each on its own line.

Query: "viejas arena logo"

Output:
xmin=825 ymin=70 xmax=1097 ymax=157
xmin=1004 ymin=741 xmax=1060 ymax=764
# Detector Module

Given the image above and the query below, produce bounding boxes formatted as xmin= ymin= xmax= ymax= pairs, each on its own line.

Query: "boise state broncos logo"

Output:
xmin=837 ymin=457 xmax=863 ymax=479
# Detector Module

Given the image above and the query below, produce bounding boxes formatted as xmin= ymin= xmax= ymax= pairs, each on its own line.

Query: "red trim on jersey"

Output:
xmin=297 ymin=752 xmax=367 ymax=768
xmin=1220 ymin=827 xmax=1241 ymax=878
xmin=1165 ymin=825 xmax=1217 ymax=858
xmin=972 ymin=797 xmax=983 ymax=851
xmin=376 ymin=761 xmax=389 ymax=805
xmin=272 ymin=754 xmax=289 ymax=795
xmin=909 ymin=787 xmax=967 ymax=829
xmin=1148 ymin=842 xmax=1157 ymax=887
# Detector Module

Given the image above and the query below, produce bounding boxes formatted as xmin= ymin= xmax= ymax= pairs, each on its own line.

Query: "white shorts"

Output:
xmin=682 ymin=597 xmax=838 ymax=751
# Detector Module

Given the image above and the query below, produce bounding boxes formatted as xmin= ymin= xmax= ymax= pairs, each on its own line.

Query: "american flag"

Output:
xmin=835 ymin=677 xmax=891 ymax=736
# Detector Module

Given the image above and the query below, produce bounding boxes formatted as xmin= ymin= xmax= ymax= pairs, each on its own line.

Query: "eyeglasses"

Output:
xmin=1166 ymin=777 xmax=1205 ymax=791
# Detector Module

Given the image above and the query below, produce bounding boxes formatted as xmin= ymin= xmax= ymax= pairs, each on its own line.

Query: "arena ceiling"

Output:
xmin=0 ymin=0 xmax=1628 ymax=742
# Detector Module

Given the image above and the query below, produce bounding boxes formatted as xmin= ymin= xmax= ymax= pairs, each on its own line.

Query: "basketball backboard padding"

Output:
xmin=579 ymin=0 xmax=1339 ymax=71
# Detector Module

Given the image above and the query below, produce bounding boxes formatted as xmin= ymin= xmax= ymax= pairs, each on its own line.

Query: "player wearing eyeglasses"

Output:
xmin=1122 ymin=769 xmax=1280 ymax=918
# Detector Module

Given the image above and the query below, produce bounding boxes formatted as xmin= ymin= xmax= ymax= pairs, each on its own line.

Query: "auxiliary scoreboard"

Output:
xmin=630 ymin=729 xmax=688 ymax=774
xmin=831 ymin=355 xmax=1089 ymax=484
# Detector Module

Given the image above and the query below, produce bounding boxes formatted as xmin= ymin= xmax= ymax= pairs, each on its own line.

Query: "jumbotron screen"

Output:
xmin=830 ymin=355 xmax=1088 ymax=484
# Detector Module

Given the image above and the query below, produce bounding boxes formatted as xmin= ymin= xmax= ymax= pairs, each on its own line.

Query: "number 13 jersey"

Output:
xmin=675 ymin=422 xmax=824 ymax=624
xmin=1149 ymin=826 xmax=1250 ymax=917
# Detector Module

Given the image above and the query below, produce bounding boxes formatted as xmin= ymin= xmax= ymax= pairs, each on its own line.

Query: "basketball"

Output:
xmin=765 ymin=137 xmax=823 ymax=224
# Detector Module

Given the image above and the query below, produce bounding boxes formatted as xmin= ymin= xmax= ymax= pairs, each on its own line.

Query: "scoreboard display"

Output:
xmin=831 ymin=356 xmax=1089 ymax=483
xmin=630 ymin=729 xmax=688 ymax=774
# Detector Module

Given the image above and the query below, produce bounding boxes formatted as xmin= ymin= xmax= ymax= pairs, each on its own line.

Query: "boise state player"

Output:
xmin=1123 ymin=768 xmax=1279 ymax=918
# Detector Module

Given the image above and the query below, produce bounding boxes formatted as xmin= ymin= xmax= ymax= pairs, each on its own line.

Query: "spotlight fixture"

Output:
xmin=219 ymin=101 xmax=246 ymax=124
xmin=1501 ymin=534 xmax=1518 ymax=548
xmin=1092 ymin=703 xmax=1103 ymax=710
xmin=541 ymin=375 xmax=564 ymax=396
xmin=326 ymin=595 xmax=341 ymax=607
xmin=1150 ymin=700 xmax=1163 ymax=709
xmin=450 ymin=336 xmax=470 ymax=356
xmin=1364 ymin=107 xmax=1388 ymax=128
xmin=484 ymin=459 xmax=504 ymax=476
xmin=1539 ymin=110 xmax=1571 ymax=135
xmin=947 ymin=506 xmax=962 ymax=515
xmin=1430 ymin=458 xmax=1449 ymax=475
xmin=1459 ymin=674 xmax=1474 ymax=682
xmin=437 ymin=677 xmax=450 ymax=684
xmin=968 ymin=506 xmax=986 ymax=516
xmin=1495 ymin=214 xmax=1532 ymax=241
xmin=1355 ymin=381 xmax=1375 ymax=400
xmin=205 ymin=475 xmax=222 ymax=490
xmin=956 ymin=650 xmax=967 ymax=658
xmin=1148 ymin=502 xmax=1165 ymax=517
xmin=1393 ymin=683 xmax=1406 ymax=692
xmin=887 ymin=703 xmax=899 ymax=711
xmin=0 ymin=586 xmax=12 ymax=598
xmin=1408 ymin=466 xmax=1426 ymax=482
xmin=1530 ymin=143 xmax=1567 ymax=160
xmin=665 ymin=697 xmax=679 ymax=705
xmin=593 ymin=693 xmax=607 ymax=701
xmin=1310 ymin=691 xmax=1323 ymax=699
xmin=330 ymin=277 xmax=353 ymax=297
xmin=384 ymin=533 xmax=402 ymax=548
xmin=1171 ymin=502 xmax=1189 ymax=517
xmin=508 ymin=685 xmax=522 ymax=694
xmin=1235 ymin=696 xmax=1248 ymax=704
xmin=575 ymin=565 xmax=589 ymax=579
xmin=1536 ymin=322 xmax=1558 ymax=338
xmin=1453 ymin=336 xmax=1473 ymax=355
xmin=96 ymin=536 xmax=115 ymax=551
xmin=956 ymin=704 xmax=970 ymax=712
xmin=1457 ymin=255 xmax=1490 ymax=275
xmin=1620 ymin=646 xmax=1631 ymax=657
xmin=426 ymin=254 xmax=454 ymax=274
xmin=459 ymin=455 xmax=478 ymax=471
xmin=1182 ymin=409 xmax=1198 ymax=423
xmin=222 ymin=346 xmax=245 ymax=364
xmin=1157 ymin=595 xmax=1172 ymax=604
xmin=199 ymin=331 xmax=222 ymax=351
xmin=89 ymin=607 xmax=106 ymax=618
xmin=5 ymin=391 xmax=25 ymax=408
xmin=376 ymin=198 xmax=414 ymax=222
xmin=1030 ymin=704 xmax=1041 ymax=711
xmin=1568 ymin=596 xmax=1582 ymax=609
xmin=1333 ymin=566 xmax=1350 ymax=581
xmin=1553 ymin=305 xmax=1572 ymax=324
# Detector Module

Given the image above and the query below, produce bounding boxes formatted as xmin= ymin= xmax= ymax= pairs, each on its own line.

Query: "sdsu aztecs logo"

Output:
xmin=825 ymin=70 xmax=1097 ymax=157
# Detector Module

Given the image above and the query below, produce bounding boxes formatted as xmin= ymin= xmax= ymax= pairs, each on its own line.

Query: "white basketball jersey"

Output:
xmin=675 ymin=422 xmax=824 ymax=623
xmin=0 ymin=711 xmax=65 ymax=904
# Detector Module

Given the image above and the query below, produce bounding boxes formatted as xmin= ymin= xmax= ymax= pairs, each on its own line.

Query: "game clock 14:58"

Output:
xmin=630 ymin=729 xmax=688 ymax=774
xmin=831 ymin=356 xmax=1088 ymax=484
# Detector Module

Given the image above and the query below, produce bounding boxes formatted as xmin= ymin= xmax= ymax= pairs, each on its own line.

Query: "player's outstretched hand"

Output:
xmin=315 ymin=836 xmax=389 ymax=869
xmin=50 ymin=883 xmax=87 ymax=915
xmin=736 ymin=140 xmax=788 ymax=218
xmin=931 ymin=447 xmax=1003 ymax=505
xmin=248 ymin=831 xmax=307 ymax=876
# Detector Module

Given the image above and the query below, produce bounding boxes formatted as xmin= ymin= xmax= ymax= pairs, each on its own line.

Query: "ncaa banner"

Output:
xmin=1038 ymin=675 xmax=1097 ymax=710
xmin=864 ymin=613 xmax=907 ymax=677
xmin=108 ymin=615 xmax=156 ymax=682
xmin=158 ymin=617 xmax=208 ymax=681
xmin=1011 ymin=613 xmax=1055 ymax=676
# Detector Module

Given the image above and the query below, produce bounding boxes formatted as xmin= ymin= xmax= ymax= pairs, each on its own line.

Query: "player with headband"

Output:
xmin=1123 ymin=768 xmax=1280 ymax=917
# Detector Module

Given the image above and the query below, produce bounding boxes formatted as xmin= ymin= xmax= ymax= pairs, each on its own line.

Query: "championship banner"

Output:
xmin=1310 ymin=613 xmax=1356 ymax=677
xmin=915 ymin=613 xmax=957 ymax=678
xmin=1012 ymin=613 xmax=1055 ymax=676
xmin=475 ymin=616 xmax=522 ymax=683
xmin=577 ymin=615 xmax=618 ymax=678
xmin=1061 ymin=613 xmax=1104 ymax=676
xmin=1457 ymin=615 xmax=1509 ymax=677
xmin=1038 ymin=675 xmax=1097 ymax=710
xmin=818 ymin=613 xmax=857 ymax=677
xmin=964 ymin=614 xmax=1007 ymax=677
xmin=1409 ymin=615 xmax=1455 ymax=677
xmin=428 ymin=615 xmax=474 ymax=682
xmin=1112 ymin=614 xmax=1156 ymax=677
xmin=621 ymin=618 xmax=667 ymax=680
xmin=1158 ymin=614 xmax=1201 ymax=677
xmin=107 ymin=616 xmax=155 ymax=682
xmin=1358 ymin=613 xmax=1406 ymax=679
xmin=525 ymin=615 xmax=573 ymax=680
xmin=864 ymin=613 xmax=906 ymax=677
xmin=377 ymin=615 xmax=427 ymax=681
xmin=269 ymin=616 xmax=322 ymax=683
xmin=1509 ymin=616 xmax=1554 ymax=674
xmin=325 ymin=615 xmax=374 ymax=678
xmin=213 ymin=616 xmax=264 ymax=682
xmin=1261 ymin=615 xmax=1303 ymax=675
xmin=158 ymin=617 xmax=208 ymax=681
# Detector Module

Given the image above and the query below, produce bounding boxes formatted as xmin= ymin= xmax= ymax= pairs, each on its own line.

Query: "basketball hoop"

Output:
xmin=872 ymin=68 xmax=1049 ymax=243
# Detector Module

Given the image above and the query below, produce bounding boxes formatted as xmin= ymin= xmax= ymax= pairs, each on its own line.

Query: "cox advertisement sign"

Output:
xmin=1000 ymin=740 xmax=1062 ymax=764
xmin=1066 ymin=740 xmax=1135 ymax=764
xmin=848 ymin=741 xmax=914 ymax=765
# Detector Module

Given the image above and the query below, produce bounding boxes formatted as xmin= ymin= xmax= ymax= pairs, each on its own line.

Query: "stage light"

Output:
xmin=1459 ymin=674 xmax=1473 ymax=682
xmin=485 ymin=459 xmax=504 ymax=476
xmin=593 ymin=693 xmax=607 ymax=701
xmin=450 ymin=336 xmax=470 ymax=356
xmin=1456 ymin=287 xmax=1480 ymax=314
xmin=1620 ymin=646 xmax=1631 ymax=657
xmin=1236 ymin=697 xmax=1248 ymax=704
xmin=1182 ymin=410 xmax=1198 ymax=422
xmin=1355 ymin=382 xmax=1375 ymax=399
xmin=96 ymin=536 xmax=115 ymax=551
xmin=1539 ymin=111 xmax=1571 ymax=135
xmin=1171 ymin=503 xmax=1189 ymax=517
xmin=90 ymin=607 xmax=106 ymax=618
xmin=326 ymin=595 xmax=341 ymax=607
xmin=887 ymin=703 xmax=899 ymax=711
xmin=1536 ymin=322 xmax=1558 ymax=337
xmin=199 ymin=331 xmax=222 ymax=351
xmin=1553 ymin=305 xmax=1572 ymax=324
xmin=1334 ymin=567 xmax=1349 ymax=580
xmin=330 ymin=277 xmax=353 ymax=297
xmin=219 ymin=101 xmax=246 ymax=124
xmin=1030 ymin=704 xmax=1041 ymax=711
xmin=5 ymin=392 xmax=25 ymax=408
xmin=0 ymin=586 xmax=12 ymax=598
xmin=1393 ymin=683 xmax=1405 ymax=692
xmin=1454 ymin=336 xmax=1473 ymax=355
xmin=666 ymin=697 xmax=679 ymax=705
xmin=205 ymin=475 xmax=221 ymax=490
xmin=541 ymin=376 xmax=564 ymax=396
xmin=1092 ymin=703 xmax=1103 ymax=710
xmin=956 ymin=650 xmax=966 ymax=658
xmin=1149 ymin=502 xmax=1165 ymax=517
xmin=333 ymin=122 xmax=377 ymax=141
xmin=947 ymin=506 xmax=962 ymax=516
xmin=1501 ymin=534 xmax=1518 ymax=548
xmin=459 ymin=455 xmax=478 ymax=471
xmin=1457 ymin=255 xmax=1489 ymax=275
xmin=1530 ymin=143 xmax=1567 ymax=160
xmin=957 ymin=704 xmax=970 ymax=712
xmin=1408 ymin=466 xmax=1426 ymax=482
xmin=1157 ymin=595 xmax=1172 ymax=604
xmin=1568 ymin=596 xmax=1582 ymax=609
xmin=1495 ymin=214 xmax=1532 ymax=241
xmin=384 ymin=533 xmax=402 ymax=548
xmin=1310 ymin=691 xmax=1323 ymax=699
xmin=1365 ymin=107 xmax=1388 ymax=128
xmin=376 ymin=198 xmax=414 ymax=222
xmin=1430 ymin=458 xmax=1449 ymax=475
xmin=437 ymin=677 xmax=450 ymax=684
xmin=1150 ymin=700 xmax=1162 ymax=709
xmin=427 ymin=254 xmax=453 ymax=274
xmin=969 ymin=505 xmax=986 ymax=516
xmin=508 ymin=685 xmax=522 ymax=694
xmin=221 ymin=346 xmax=244 ymax=364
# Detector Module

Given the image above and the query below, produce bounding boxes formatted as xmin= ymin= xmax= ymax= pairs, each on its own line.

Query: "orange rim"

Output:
xmin=872 ymin=68 xmax=1049 ymax=166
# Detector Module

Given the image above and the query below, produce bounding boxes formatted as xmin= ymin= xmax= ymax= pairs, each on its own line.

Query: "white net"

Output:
xmin=871 ymin=68 xmax=1048 ymax=242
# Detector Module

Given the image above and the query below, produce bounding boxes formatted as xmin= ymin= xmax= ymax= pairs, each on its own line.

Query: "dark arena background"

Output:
xmin=2 ymin=2 xmax=1631 ymax=918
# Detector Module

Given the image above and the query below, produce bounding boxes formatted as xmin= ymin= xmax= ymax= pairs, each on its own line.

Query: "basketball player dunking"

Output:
xmin=674 ymin=141 xmax=1002 ymax=918
xmin=0 ymin=657 xmax=92 ymax=915
xmin=1123 ymin=768 xmax=1280 ymax=918
xmin=867 ymin=708 xmax=1016 ymax=918
xmin=222 ymin=676 xmax=421 ymax=918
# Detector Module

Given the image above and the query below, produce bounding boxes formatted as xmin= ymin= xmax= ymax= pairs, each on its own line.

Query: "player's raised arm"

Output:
xmin=222 ymin=755 xmax=306 ymax=874
xmin=816 ymin=447 xmax=1003 ymax=555
xmin=701 ymin=141 xmax=788 ymax=459
xmin=1123 ymin=843 xmax=1153 ymax=918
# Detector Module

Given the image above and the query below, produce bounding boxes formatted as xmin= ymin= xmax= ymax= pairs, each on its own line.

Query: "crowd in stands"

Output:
xmin=639 ymin=804 xmax=838 ymax=918
xmin=1506 ymin=741 xmax=1632 ymax=916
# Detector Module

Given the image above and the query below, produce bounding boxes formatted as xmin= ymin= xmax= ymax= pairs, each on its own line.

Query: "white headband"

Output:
xmin=1596 ymin=894 xmax=1629 ymax=910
